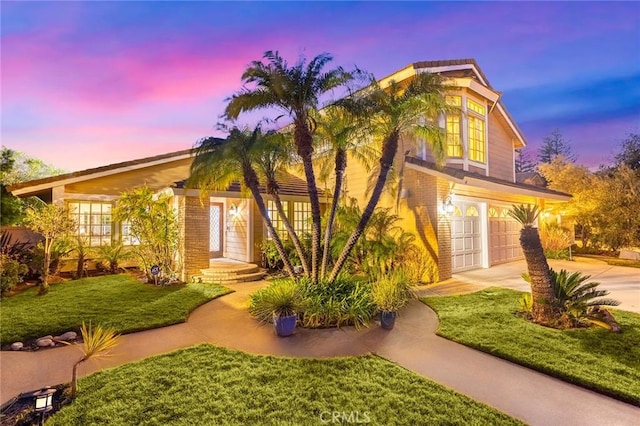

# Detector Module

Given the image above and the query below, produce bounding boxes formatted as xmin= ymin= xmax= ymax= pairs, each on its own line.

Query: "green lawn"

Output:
xmin=0 ymin=275 xmax=231 ymax=344
xmin=423 ymin=288 xmax=640 ymax=405
xmin=49 ymin=344 xmax=521 ymax=426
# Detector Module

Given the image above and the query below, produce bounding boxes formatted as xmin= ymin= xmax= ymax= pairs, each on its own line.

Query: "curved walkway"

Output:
xmin=1 ymin=281 xmax=638 ymax=425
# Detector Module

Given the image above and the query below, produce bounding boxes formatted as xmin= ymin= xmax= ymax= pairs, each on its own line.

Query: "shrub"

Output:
xmin=371 ymin=270 xmax=415 ymax=313
xmin=543 ymin=224 xmax=573 ymax=259
xmin=297 ymin=275 xmax=374 ymax=329
xmin=516 ymin=293 xmax=533 ymax=317
xmin=249 ymin=279 xmax=302 ymax=322
xmin=401 ymin=248 xmax=437 ymax=284
xmin=250 ymin=275 xmax=375 ymax=329
xmin=0 ymin=254 xmax=28 ymax=296
xmin=96 ymin=242 xmax=132 ymax=274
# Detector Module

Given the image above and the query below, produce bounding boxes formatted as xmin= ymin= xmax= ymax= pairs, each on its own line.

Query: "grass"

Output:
xmin=49 ymin=344 xmax=522 ymax=425
xmin=0 ymin=275 xmax=231 ymax=345
xmin=574 ymin=254 xmax=640 ymax=268
xmin=423 ymin=288 xmax=640 ymax=405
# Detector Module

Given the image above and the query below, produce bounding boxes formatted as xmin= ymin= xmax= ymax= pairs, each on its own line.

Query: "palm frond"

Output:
xmin=508 ymin=204 xmax=539 ymax=227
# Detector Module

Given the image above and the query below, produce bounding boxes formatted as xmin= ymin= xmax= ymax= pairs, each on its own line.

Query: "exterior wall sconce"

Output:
xmin=441 ymin=193 xmax=455 ymax=215
xmin=229 ymin=203 xmax=240 ymax=218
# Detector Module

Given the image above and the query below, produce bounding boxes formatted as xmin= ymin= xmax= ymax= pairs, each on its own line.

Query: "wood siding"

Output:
xmin=487 ymin=110 xmax=516 ymax=182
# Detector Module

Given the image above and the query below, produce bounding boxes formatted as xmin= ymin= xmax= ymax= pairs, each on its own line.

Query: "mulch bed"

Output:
xmin=0 ymin=384 xmax=70 ymax=426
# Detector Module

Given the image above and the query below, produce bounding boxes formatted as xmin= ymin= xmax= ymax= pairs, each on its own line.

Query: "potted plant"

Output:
xmin=371 ymin=271 xmax=415 ymax=329
xmin=249 ymin=279 xmax=301 ymax=337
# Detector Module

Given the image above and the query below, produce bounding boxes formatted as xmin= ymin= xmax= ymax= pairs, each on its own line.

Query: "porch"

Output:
xmin=191 ymin=258 xmax=266 ymax=284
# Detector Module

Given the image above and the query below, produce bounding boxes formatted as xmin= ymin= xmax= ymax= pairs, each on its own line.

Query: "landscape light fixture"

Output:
xmin=442 ymin=193 xmax=455 ymax=215
xmin=33 ymin=387 xmax=56 ymax=426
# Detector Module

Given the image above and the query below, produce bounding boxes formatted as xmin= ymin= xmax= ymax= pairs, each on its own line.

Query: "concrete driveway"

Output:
xmin=454 ymin=258 xmax=640 ymax=313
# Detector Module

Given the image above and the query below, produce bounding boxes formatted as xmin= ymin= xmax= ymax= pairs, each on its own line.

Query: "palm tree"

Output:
xmin=225 ymin=51 xmax=356 ymax=284
xmin=189 ymin=126 xmax=296 ymax=278
xmin=328 ymin=73 xmax=452 ymax=281
xmin=255 ymin=132 xmax=310 ymax=275
xmin=69 ymin=322 xmax=120 ymax=400
xmin=509 ymin=204 xmax=558 ymax=325
xmin=312 ymin=106 xmax=377 ymax=277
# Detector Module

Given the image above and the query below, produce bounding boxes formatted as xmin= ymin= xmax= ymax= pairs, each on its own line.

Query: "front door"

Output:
xmin=209 ymin=203 xmax=223 ymax=258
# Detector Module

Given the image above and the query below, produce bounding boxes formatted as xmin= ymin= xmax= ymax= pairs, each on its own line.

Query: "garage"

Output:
xmin=488 ymin=206 xmax=523 ymax=265
xmin=451 ymin=202 xmax=483 ymax=272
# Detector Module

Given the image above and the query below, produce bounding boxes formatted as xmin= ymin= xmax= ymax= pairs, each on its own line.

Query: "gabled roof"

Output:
xmin=405 ymin=156 xmax=571 ymax=201
xmin=379 ymin=59 xmax=526 ymax=149
xmin=8 ymin=148 xmax=194 ymax=196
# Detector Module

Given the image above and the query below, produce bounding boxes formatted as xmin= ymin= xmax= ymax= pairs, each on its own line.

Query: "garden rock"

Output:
xmin=36 ymin=338 xmax=54 ymax=347
xmin=36 ymin=335 xmax=53 ymax=343
xmin=57 ymin=331 xmax=78 ymax=341
xmin=11 ymin=342 xmax=23 ymax=351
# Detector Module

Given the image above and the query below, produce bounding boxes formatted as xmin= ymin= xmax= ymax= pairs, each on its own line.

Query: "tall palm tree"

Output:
xmin=312 ymin=106 xmax=377 ymax=277
xmin=328 ymin=73 xmax=452 ymax=281
xmin=509 ymin=204 xmax=558 ymax=325
xmin=225 ymin=51 xmax=356 ymax=284
xmin=256 ymin=132 xmax=310 ymax=275
xmin=189 ymin=127 xmax=296 ymax=278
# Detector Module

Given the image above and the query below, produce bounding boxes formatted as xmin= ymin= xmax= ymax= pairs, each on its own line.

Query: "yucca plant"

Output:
xmin=509 ymin=204 xmax=558 ymax=325
xmin=66 ymin=322 xmax=120 ymax=400
xmin=550 ymin=269 xmax=620 ymax=329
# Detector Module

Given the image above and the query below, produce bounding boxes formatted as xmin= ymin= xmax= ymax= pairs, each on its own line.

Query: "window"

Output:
xmin=465 ymin=206 xmax=479 ymax=217
xmin=68 ymin=201 xmax=113 ymax=246
xmin=446 ymin=115 xmax=462 ymax=158
xmin=468 ymin=115 xmax=486 ymax=163
xmin=293 ymin=202 xmax=312 ymax=235
xmin=446 ymin=95 xmax=462 ymax=106
xmin=121 ymin=221 xmax=139 ymax=245
xmin=467 ymin=99 xmax=486 ymax=115
xmin=266 ymin=200 xmax=289 ymax=239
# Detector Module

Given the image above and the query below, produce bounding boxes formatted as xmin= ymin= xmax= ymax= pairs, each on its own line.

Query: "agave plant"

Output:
xmin=550 ymin=269 xmax=620 ymax=329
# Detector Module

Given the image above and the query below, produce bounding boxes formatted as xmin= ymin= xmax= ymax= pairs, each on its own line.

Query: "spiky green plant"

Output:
xmin=68 ymin=322 xmax=120 ymax=400
xmin=550 ymin=269 xmax=620 ymax=329
xmin=508 ymin=204 xmax=539 ymax=227
xmin=371 ymin=269 xmax=416 ymax=313
xmin=517 ymin=293 xmax=533 ymax=316
xmin=249 ymin=279 xmax=301 ymax=321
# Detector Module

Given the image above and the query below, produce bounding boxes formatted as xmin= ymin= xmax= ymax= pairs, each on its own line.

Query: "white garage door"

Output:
xmin=489 ymin=206 xmax=523 ymax=265
xmin=451 ymin=202 xmax=482 ymax=272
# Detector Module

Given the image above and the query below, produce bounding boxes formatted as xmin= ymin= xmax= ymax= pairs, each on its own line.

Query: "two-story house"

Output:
xmin=8 ymin=58 xmax=570 ymax=282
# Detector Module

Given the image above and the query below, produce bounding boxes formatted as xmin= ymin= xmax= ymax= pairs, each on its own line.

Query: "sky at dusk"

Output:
xmin=2 ymin=1 xmax=639 ymax=173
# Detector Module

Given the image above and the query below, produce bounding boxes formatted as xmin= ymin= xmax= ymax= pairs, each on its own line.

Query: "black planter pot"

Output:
xmin=380 ymin=311 xmax=397 ymax=329
xmin=273 ymin=313 xmax=297 ymax=337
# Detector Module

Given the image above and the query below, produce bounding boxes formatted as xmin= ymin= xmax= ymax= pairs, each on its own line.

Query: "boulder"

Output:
xmin=36 ymin=338 xmax=54 ymax=347
xmin=10 ymin=342 xmax=23 ymax=351
xmin=36 ymin=335 xmax=53 ymax=344
xmin=58 ymin=331 xmax=78 ymax=341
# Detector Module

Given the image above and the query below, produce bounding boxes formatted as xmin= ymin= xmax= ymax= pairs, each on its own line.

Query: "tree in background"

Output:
xmin=613 ymin=133 xmax=640 ymax=171
xmin=515 ymin=147 xmax=537 ymax=173
xmin=23 ymin=204 xmax=75 ymax=294
xmin=1 ymin=148 xmax=64 ymax=226
xmin=537 ymin=129 xmax=576 ymax=164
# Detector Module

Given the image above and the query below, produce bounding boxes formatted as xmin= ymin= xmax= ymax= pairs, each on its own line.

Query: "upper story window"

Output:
xmin=445 ymin=96 xmax=463 ymax=158
xmin=68 ymin=201 xmax=113 ymax=246
xmin=466 ymin=98 xmax=486 ymax=163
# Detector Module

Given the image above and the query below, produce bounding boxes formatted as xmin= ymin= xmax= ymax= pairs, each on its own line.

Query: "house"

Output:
xmin=9 ymin=58 xmax=570 ymax=282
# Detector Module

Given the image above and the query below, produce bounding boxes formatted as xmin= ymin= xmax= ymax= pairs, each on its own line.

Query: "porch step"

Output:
xmin=192 ymin=261 xmax=266 ymax=284
xmin=192 ymin=271 xmax=266 ymax=284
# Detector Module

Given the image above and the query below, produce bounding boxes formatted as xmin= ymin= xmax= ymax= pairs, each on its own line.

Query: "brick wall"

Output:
xmin=178 ymin=195 xmax=210 ymax=281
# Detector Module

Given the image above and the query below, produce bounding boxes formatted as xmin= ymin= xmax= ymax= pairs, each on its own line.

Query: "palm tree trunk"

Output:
xmin=243 ymin=163 xmax=296 ymax=278
xmin=321 ymin=148 xmax=347 ymax=278
xmin=268 ymin=185 xmax=310 ymax=276
xmin=520 ymin=226 xmax=558 ymax=325
xmin=329 ymin=131 xmax=399 ymax=282
xmin=71 ymin=359 xmax=84 ymax=400
xmin=295 ymin=123 xmax=322 ymax=284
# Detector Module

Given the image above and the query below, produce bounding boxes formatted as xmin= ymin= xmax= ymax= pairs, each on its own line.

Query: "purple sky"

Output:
xmin=2 ymin=1 xmax=639 ymax=172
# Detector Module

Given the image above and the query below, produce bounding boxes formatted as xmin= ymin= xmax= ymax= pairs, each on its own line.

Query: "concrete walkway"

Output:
xmin=1 ymin=280 xmax=639 ymax=425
